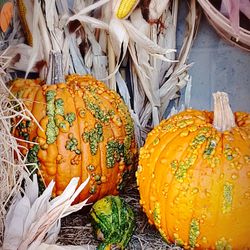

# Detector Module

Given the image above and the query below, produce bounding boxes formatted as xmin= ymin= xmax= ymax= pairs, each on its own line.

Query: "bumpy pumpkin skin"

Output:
xmin=136 ymin=109 xmax=250 ymax=249
xmin=11 ymin=75 xmax=137 ymax=203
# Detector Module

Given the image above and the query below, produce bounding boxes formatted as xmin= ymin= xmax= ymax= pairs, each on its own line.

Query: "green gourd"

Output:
xmin=90 ymin=195 xmax=135 ymax=250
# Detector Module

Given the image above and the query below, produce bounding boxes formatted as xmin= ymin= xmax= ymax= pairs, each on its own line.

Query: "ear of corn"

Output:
xmin=17 ymin=0 xmax=33 ymax=46
xmin=116 ymin=0 xmax=139 ymax=19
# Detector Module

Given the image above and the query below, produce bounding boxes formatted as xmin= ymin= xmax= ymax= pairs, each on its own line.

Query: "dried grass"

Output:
xmin=58 ymin=178 xmax=183 ymax=250
xmin=0 ymin=51 xmax=32 ymax=245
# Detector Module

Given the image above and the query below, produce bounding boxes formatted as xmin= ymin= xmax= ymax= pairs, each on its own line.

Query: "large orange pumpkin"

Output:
xmin=136 ymin=92 xmax=250 ymax=249
xmin=11 ymin=72 xmax=137 ymax=203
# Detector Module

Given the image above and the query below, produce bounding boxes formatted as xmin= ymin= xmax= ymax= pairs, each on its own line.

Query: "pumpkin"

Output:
xmin=10 ymin=53 xmax=137 ymax=203
xmin=136 ymin=92 xmax=250 ymax=249
xmin=90 ymin=195 xmax=135 ymax=250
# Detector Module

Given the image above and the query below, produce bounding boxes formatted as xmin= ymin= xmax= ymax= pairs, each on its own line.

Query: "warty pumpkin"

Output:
xmin=136 ymin=92 xmax=250 ymax=249
xmin=10 ymin=52 xmax=137 ymax=203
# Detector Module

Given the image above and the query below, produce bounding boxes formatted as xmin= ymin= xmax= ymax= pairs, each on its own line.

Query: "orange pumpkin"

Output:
xmin=11 ymin=73 xmax=137 ymax=203
xmin=136 ymin=92 xmax=250 ymax=249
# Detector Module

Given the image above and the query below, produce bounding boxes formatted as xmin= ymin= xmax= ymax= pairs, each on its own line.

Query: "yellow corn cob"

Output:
xmin=17 ymin=0 xmax=33 ymax=46
xmin=116 ymin=0 xmax=139 ymax=19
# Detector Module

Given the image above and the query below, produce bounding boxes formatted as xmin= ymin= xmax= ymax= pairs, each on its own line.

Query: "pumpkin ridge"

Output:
xmin=95 ymin=88 xmax=128 ymax=195
xmin=197 ymin=129 xmax=221 ymax=245
xmin=182 ymin=126 xmax=214 ymax=246
xmin=44 ymin=90 xmax=59 ymax=195
xmin=84 ymin=81 xmax=109 ymax=199
xmin=186 ymin=145 xmax=208 ymax=248
xmin=105 ymin=122 xmax=120 ymax=197
xmin=65 ymin=78 xmax=93 ymax=201
xmin=27 ymin=85 xmax=41 ymax=116
xmin=96 ymin=137 xmax=108 ymax=200
xmin=138 ymin=129 xmax=158 ymax=218
xmin=11 ymin=81 xmax=41 ymax=153
xmin=155 ymin=134 xmax=193 ymax=243
xmin=92 ymin=128 xmax=103 ymax=201
xmin=202 ymin=133 xmax=224 ymax=246
xmin=70 ymin=83 xmax=84 ymax=203
xmin=84 ymin=84 xmax=117 ymax=197
xmin=142 ymin=126 xmax=188 ymax=225
xmin=52 ymin=87 xmax=75 ymax=196
xmin=30 ymin=86 xmax=45 ymax=141
xmin=206 ymin=134 xmax=225 ymax=246
xmin=161 ymin=131 xmax=202 ymax=245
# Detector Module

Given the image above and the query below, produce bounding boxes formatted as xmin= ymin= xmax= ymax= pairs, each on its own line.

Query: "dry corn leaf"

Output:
xmin=3 ymin=176 xmax=90 ymax=250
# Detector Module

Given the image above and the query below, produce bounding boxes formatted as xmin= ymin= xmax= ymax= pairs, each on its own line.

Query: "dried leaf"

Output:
xmin=3 ymin=177 xmax=90 ymax=249
xmin=36 ymin=243 xmax=95 ymax=250
xmin=148 ymin=0 xmax=170 ymax=20
xmin=3 ymin=194 xmax=31 ymax=250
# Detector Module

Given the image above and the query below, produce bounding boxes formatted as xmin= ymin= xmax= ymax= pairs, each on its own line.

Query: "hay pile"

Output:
xmin=58 ymin=177 xmax=183 ymax=250
xmin=0 ymin=52 xmax=33 ymax=245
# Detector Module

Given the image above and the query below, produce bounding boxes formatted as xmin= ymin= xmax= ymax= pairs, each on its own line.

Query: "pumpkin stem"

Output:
xmin=213 ymin=92 xmax=236 ymax=132
xmin=46 ymin=50 xmax=64 ymax=85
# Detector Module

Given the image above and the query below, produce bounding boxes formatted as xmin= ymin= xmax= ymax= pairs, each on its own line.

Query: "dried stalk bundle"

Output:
xmin=197 ymin=0 xmax=250 ymax=51
xmin=128 ymin=0 xmax=200 ymax=145
xmin=3 ymin=0 xmax=200 ymax=145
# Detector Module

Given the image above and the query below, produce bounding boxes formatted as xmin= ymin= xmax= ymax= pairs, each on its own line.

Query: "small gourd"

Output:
xmin=136 ymin=92 xmax=250 ymax=249
xmin=90 ymin=195 xmax=135 ymax=250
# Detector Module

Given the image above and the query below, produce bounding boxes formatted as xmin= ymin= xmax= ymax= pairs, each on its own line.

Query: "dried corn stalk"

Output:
xmin=3 ymin=176 xmax=90 ymax=249
xmin=3 ymin=1 xmax=200 ymax=145
xmin=1 ymin=0 xmax=200 ymax=161
xmin=127 ymin=0 xmax=200 ymax=145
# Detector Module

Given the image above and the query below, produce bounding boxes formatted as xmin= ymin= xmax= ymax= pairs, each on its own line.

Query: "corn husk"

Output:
xmin=3 ymin=176 xmax=90 ymax=250
xmin=128 ymin=0 xmax=200 ymax=145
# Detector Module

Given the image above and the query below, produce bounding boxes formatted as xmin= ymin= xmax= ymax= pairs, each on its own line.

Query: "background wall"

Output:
xmin=177 ymin=2 xmax=250 ymax=112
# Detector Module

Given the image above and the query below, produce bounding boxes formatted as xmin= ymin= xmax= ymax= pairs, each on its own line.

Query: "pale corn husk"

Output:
xmin=128 ymin=0 xmax=200 ymax=145
xmin=197 ymin=0 xmax=250 ymax=51
xmin=3 ymin=176 xmax=90 ymax=250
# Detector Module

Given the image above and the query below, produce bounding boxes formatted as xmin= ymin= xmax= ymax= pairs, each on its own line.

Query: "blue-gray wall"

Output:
xmin=178 ymin=3 xmax=250 ymax=112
